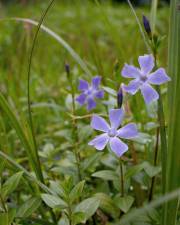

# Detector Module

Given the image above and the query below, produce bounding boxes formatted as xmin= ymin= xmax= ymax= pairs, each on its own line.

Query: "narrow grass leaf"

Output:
xmin=166 ymin=0 xmax=180 ymax=224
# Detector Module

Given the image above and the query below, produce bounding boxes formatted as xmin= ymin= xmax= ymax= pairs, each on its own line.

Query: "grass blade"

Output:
xmin=0 ymin=93 xmax=42 ymax=181
xmin=166 ymin=0 xmax=180 ymax=224
xmin=119 ymin=188 xmax=180 ymax=224
xmin=150 ymin=0 xmax=158 ymax=33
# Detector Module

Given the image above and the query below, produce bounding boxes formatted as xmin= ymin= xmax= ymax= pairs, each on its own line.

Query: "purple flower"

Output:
xmin=88 ymin=109 xmax=138 ymax=157
xmin=121 ymin=54 xmax=171 ymax=104
xmin=76 ymin=76 xmax=104 ymax=111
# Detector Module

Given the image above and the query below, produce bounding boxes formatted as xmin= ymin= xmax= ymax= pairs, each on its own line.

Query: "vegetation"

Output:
xmin=0 ymin=1 xmax=179 ymax=225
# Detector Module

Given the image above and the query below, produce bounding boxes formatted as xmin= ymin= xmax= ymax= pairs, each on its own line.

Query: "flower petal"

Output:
xmin=118 ymin=123 xmax=138 ymax=139
xmin=109 ymin=137 xmax=128 ymax=157
xmin=95 ymin=90 xmax=104 ymax=99
xmin=76 ymin=93 xmax=86 ymax=105
xmin=92 ymin=76 xmax=101 ymax=89
xmin=91 ymin=115 xmax=110 ymax=132
xmin=109 ymin=109 xmax=124 ymax=129
xmin=148 ymin=68 xmax=171 ymax=85
xmin=87 ymin=98 xmax=96 ymax=111
xmin=88 ymin=133 xmax=109 ymax=150
xmin=123 ymin=79 xmax=141 ymax=95
xmin=121 ymin=64 xmax=141 ymax=78
xmin=138 ymin=54 xmax=154 ymax=74
xmin=78 ymin=79 xmax=89 ymax=91
xmin=140 ymin=83 xmax=159 ymax=104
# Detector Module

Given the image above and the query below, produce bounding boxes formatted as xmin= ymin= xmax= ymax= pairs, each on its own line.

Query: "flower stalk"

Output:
xmin=117 ymin=86 xmax=125 ymax=197
xmin=65 ymin=64 xmax=82 ymax=181
xmin=148 ymin=127 xmax=159 ymax=201
xmin=119 ymin=158 xmax=124 ymax=197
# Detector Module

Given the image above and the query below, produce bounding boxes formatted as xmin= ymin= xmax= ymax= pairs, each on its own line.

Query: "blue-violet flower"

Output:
xmin=88 ymin=109 xmax=138 ymax=157
xmin=76 ymin=76 xmax=104 ymax=111
xmin=121 ymin=54 xmax=171 ymax=104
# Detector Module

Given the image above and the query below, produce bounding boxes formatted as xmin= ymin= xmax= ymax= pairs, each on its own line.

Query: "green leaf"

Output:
xmin=0 ymin=158 xmax=6 ymax=175
xmin=72 ymin=212 xmax=86 ymax=225
xmin=103 ymin=87 xmax=117 ymax=96
xmin=0 ymin=213 xmax=8 ymax=225
xmin=125 ymin=163 xmax=145 ymax=180
xmin=143 ymin=162 xmax=161 ymax=178
xmin=58 ymin=214 xmax=69 ymax=225
xmin=166 ymin=0 xmax=180 ymax=223
xmin=62 ymin=177 xmax=74 ymax=194
xmin=0 ymin=92 xmax=43 ymax=182
xmin=69 ymin=180 xmax=85 ymax=203
xmin=49 ymin=181 xmax=67 ymax=199
xmin=17 ymin=197 xmax=41 ymax=218
xmin=41 ymin=194 xmax=67 ymax=209
xmin=2 ymin=171 xmax=23 ymax=198
xmin=114 ymin=195 xmax=134 ymax=213
xmin=92 ymin=170 xmax=118 ymax=181
xmin=94 ymin=193 xmax=119 ymax=218
xmin=75 ymin=197 xmax=100 ymax=222
xmin=8 ymin=208 xmax=16 ymax=224
xmin=82 ymin=152 xmax=102 ymax=171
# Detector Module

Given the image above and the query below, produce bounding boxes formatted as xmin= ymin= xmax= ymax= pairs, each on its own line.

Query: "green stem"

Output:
xmin=26 ymin=0 xmax=57 ymax=223
xmin=27 ymin=0 xmax=56 ymax=184
xmin=119 ymin=158 xmax=124 ymax=197
xmin=148 ymin=127 xmax=159 ymax=201
xmin=157 ymin=87 xmax=167 ymax=196
xmin=66 ymin=68 xmax=82 ymax=182
xmin=154 ymin=55 xmax=168 ymax=196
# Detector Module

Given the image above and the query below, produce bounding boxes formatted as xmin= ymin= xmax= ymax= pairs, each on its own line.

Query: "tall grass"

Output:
xmin=166 ymin=0 xmax=180 ymax=224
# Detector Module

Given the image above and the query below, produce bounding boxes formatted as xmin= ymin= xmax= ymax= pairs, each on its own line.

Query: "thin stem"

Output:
xmin=26 ymin=0 xmax=57 ymax=223
xmin=66 ymin=67 xmax=82 ymax=182
xmin=126 ymin=0 xmax=150 ymax=52
xmin=119 ymin=158 xmax=124 ymax=197
xmin=27 ymin=0 xmax=56 ymax=183
xmin=154 ymin=56 xmax=168 ymax=196
xmin=148 ymin=127 xmax=160 ymax=201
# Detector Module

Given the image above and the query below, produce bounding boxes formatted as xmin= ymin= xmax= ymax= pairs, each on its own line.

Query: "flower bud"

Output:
xmin=142 ymin=15 xmax=152 ymax=37
xmin=65 ymin=63 xmax=70 ymax=75
xmin=117 ymin=86 xmax=123 ymax=108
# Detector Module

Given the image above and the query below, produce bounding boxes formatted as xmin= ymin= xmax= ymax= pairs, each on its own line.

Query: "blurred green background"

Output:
xmin=0 ymin=0 xmax=169 ymax=102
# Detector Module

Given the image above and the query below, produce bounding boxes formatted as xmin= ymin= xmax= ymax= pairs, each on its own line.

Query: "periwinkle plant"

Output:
xmin=75 ymin=56 xmax=170 ymax=158
xmin=121 ymin=54 xmax=171 ymax=104
xmin=76 ymin=76 xmax=104 ymax=111
xmin=88 ymin=109 xmax=138 ymax=157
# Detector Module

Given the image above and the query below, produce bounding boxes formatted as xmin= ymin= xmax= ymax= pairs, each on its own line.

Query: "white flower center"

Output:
xmin=108 ymin=128 xmax=118 ymax=137
xmin=85 ymin=87 xmax=95 ymax=97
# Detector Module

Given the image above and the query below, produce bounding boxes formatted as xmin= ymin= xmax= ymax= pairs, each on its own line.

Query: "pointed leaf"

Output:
xmin=94 ymin=193 xmax=119 ymax=218
xmin=69 ymin=180 xmax=85 ymax=203
xmin=41 ymin=194 xmax=67 ymax=209
xmin=92 ymin=170 xmax=118 ymax=181
xmin=75 ymin=197 xmax=100 ymax=222
xmin=2 ymin=171 xmax=23 ymax=198
xmin=72 ymin=212 xmax=86 ymax=225
xmin=114 ymin=195 xmax=134 ymax=213
xmin=143 ymin=162 xmax=161 ymax=177
xmin=49 ymin=181 xmax=67 ymax=199
xmin=17 ymin=197 xmax=41 ymax=218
